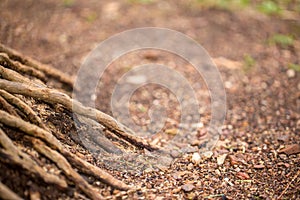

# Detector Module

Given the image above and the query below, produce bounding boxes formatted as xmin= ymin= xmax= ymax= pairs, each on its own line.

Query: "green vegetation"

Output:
xmin=257 ymin=0 xmax=281 ymax=15
xmin=268 ymin=34 xmax=294 ymax=48
xmin=128 ymin=0 xmax=154 ymax=4
xmin=62 ymin=0 xmax=75 ymax=7
xmin=196 ymin=0 xmax=300 ymax=16
xmin=85 ymin=12 xmax=97 ymax=23
xmin=243 ymin=54 xmax=256 ymax=72
xmin=288 ymin=63 xmax=300 ymax=72
xmin=196 ymin=0 xmax=250 ymax=10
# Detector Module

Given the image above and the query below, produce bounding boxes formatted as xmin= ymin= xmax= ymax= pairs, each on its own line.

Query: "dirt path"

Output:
xmin=1 ymin=0 xmax=299 ymax=199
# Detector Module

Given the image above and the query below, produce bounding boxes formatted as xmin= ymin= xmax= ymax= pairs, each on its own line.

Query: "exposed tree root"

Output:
xmin=0 ymin=45 xmax=145 ymax=199
xmin=0 ymin=79 xmax=159 ymax=151
xmin=0 ymin=89 xmax=47 ymax=129
xmin=0 ymin=110 xmax=130 ymax=191
xmin=0 ymin=53 xmax=47 ymax=82
xmin=0 ymin=181 xmax=23 ymax=200
xmin=0 ymin=44 xmax=74 ymax=87
xmin=0 ymin=95 xmax=19 ymax=117
xmin=0 ymin=128 xmax=68 ymax=189
xmin=0 ymin=64 xmax=38 ymax=86
xmin=33 ymin=139 xmax=104 ymax=200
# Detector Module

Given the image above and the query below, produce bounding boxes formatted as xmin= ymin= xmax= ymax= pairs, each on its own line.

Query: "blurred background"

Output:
xmin=1 ymin=0 xmax=299 ymax=75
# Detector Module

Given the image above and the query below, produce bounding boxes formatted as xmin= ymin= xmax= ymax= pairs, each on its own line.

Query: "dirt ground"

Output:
xmin=0 ymin=0 xmax=299 ymax=199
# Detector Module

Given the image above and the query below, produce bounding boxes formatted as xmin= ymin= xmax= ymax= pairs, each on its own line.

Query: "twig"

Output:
xmin=0 ymin=43 xmax=74 ymax=87
xmin=0 ymin=128 xmax=68 ymax=189
xmin=277 ymin=169 xmax=300 ymax=199
xmin=0 ymin=79 xmax=159 ymax=151
xmin=0 ymin=181 xmax=23 ymax=200
xmin=0 ymin=110 xmax=130 ymax=190
xmin=33 ymin=139 xmax=104 ymax=200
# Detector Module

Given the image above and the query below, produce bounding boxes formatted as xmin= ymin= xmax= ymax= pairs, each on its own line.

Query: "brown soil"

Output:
xmin=1 ymin=0 xmax=299 ymax=199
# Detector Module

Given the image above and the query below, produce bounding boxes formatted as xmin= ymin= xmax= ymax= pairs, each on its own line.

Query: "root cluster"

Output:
xmin=0 ymin=44 xmax=155 ymax=199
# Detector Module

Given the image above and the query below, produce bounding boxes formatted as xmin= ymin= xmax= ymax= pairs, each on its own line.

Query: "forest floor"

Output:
xmin=0 ymin=0 xmax=299 ymax=199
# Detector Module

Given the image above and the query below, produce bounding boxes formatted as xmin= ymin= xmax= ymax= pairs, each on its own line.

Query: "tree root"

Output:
xmin=0 ymin=53 xmax=47 ymax=82
xmin=0 ymin=128 xmax=68 ymax=189
xmin=0 ymin=64 xmax=40 ymax=87
xmin=0 ymin=43 xmax=74 ymax=87
xmin=0 ymin=79 xmax=159 ymax=151
xmin=0 ymin=110 xmax=130 ymax=191
xmin=0 ymin=43 xmax=164 ymax=199
xmin=33 ymin=139 xmax=104 ymax=200
xmin=0 ymin=181 xmax=23 ymax=200
xmin=0 ymin=89 xmax=47 ymax=129
xmin=0 ymin=95 xmax=19 ymax=117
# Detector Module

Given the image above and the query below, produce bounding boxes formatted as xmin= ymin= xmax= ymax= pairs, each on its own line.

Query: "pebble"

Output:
xmin=217 ymin=154 xmax=228 ymax=166
xmin=172 ymin=172 xmax=182 ymax=180
xmin=165 ymin=128 xmax=178 ymax=135
xmin=253 ymin=164 xmax=265 ymax=169
xmin=277 ymin=134 xmax=290 ymax=142
xmin=224 ymin=177 xmax=234 ymax=186
xmin=192 ymin=152 xmax=201 ymax=164
xmin=278 ymin=144 xmax=300 ymax=155
xmin=201 ymin=151 xmax=213 ymax=160
xmin=277 ymin=162 xmax=290 ymax=168
xmin=286 ymin=69 xmax=295 ymax=78
xmin=170 ymin=150 xmax=181 ymax=158
xmin=278 ymin=154 xmax=287 ymax=160
xmin=236 ymin=172 xmax=250 ymax=179
xmin=172 ymin=187 xmax=181 ymax=194
xmin=228 ymin=155 xmax=239 ymax=165
xmin=187 ymin=163 xmax=194 ymax=170
xmin=181 ymin=183 xmax=195 ymax=192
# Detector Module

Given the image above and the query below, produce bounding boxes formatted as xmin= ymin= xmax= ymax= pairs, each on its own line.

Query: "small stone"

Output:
xmin=278 ymin=144 xmax=300 ymax=155
xmin=277 ymin=162 xmax=290 ymax=168
xmin=277 ymin=134 xmax=290 ymax=142
xmin=253 ymin=164 xmax=265 ymax=169
xmin=187 ymin=192 xmax=196 ymax=199
xmin=165 ymin=128 xmax=178 ymax=135
xmin=191 ymin=122 xmax=204 ymax=128
xmin=284 ymin=163 xmax=290 ymax=168
xmin=170 ymin=150 xmax=181 ymax=158
xmin=192 ymin=152 xmax=201 ymax=164
xmin=172 ymin=172 xmax=182 ymax=180
xmin=225 ymin=81 xmax=233 ymax=89
xmin=224 ymin=177 xmax=234 ymax=186
xmin=217 ymin=154 xmax=228 ymax=166
xmin=236 ymin=172 xmax=250 ymax=180
xmin=228 ymin=155 xmax=239 ymax=165
xmin=201 ymin=151 xmax=213 ymax=159
xmin=287 ymin=69 xmax=295 ymax=78
xmin=187 ymin=163 xmax=194 ymax=170
xmin=181 ymin=183 xmax=195 ymax=192
xmin=215 ymin=169 xmax=221 ymax=176
xmin=144 ymin=168 xmax=153 ymax=173
xmin=172 ymin=187 xmax=181 ymax=194
xmin=278 ymin=154 xmax=287 ymax=160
